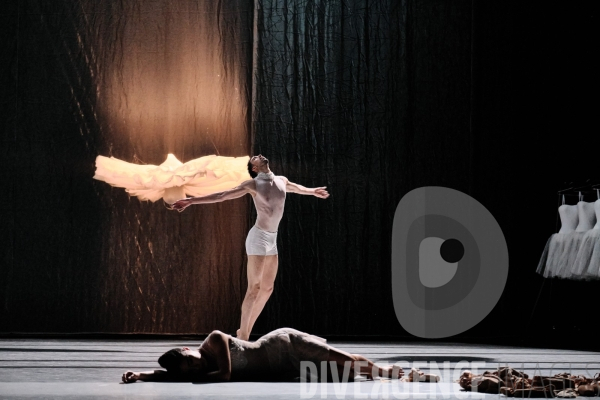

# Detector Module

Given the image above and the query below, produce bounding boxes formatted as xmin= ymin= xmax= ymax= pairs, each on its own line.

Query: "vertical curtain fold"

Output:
xmin=252 ymin=0 xmax=474 ymax=335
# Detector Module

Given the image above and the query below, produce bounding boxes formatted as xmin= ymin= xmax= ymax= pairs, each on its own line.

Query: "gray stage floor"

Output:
xmin=1 ymin=338 xmax=599 ymax=399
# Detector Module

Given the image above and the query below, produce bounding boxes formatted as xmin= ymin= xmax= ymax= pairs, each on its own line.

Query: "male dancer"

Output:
xmin=172 ymin=155 xmax=329 ymax=340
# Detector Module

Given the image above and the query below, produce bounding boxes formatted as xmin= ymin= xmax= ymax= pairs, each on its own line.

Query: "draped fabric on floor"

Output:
xmin=1 ymin=0 xmax=517 ymax=335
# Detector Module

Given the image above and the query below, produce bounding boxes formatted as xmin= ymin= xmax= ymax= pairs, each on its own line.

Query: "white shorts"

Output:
xmin=245 ymin=225 xmax=278 ymax=256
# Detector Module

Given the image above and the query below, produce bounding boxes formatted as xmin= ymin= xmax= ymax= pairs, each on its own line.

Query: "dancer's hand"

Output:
xmin=313 ymin=187 xmax=329 ymax=199
xmin=172 ymin=198 xmax=193 ymax=212
xmin=122 ymin=370 xmax=140 ymax=383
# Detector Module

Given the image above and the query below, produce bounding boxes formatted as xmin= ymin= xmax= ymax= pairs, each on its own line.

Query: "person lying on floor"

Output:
xmin=121 ymin=328 xmax=403 ymax=383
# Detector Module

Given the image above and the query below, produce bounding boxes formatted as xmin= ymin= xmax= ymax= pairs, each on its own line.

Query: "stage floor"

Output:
xmin=1 ymin=338 xmax=599 ymax=399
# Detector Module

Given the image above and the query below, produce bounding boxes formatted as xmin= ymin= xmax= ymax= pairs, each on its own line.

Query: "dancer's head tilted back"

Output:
xmin=247 ymin=154 xmax=269 ymax=178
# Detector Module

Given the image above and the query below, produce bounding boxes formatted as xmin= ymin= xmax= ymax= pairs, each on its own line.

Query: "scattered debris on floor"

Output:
xmin=458 ymin=367 xmax=600 ymax=397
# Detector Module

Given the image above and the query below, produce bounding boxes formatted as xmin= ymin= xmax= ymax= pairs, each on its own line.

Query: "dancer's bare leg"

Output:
xmin=237 ymin=255 xmax=266 ymax=340
xmin=326 ymin=348 xmax=403 ymax=380
xmin=245 ymin=255 xmax=278 ymax=336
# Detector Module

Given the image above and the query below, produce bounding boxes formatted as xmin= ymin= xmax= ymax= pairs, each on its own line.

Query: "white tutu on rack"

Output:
xmin=553 ymin=232 xmax=586 ymax=279
xmin=536 ymin=200 xmax=599 ymax=280
xmin=571 ymin=228 xmax=600 ymax=280
xmin=537 ymin=233 xmax=573 ymax=278
xmin=94 ymin=154 xmax=251 ymax=204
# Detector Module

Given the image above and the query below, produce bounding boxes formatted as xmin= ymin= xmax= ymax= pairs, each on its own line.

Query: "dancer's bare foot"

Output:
xmin=408 ymin=367 xmax=423 ymax=382
xmin=236 ymin=329 xmax=249 ymax=341
xmin=407 ymin=367 xmax=440 ymax=382
xmin=395 ymin=366 xmax=405 ymax=379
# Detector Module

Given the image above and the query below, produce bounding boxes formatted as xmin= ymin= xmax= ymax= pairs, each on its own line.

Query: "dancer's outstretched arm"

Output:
xmin=283 ymin=178 xmax=329 ymax=199
xmin=172 ymin=180 xmax=256 ymax=211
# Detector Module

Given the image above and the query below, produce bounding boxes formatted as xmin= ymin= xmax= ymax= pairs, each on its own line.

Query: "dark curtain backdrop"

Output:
xmin=252 ymin=0 xmax=477 ymax=336
xmin=1 ymin=0 xmax=597 ymax=340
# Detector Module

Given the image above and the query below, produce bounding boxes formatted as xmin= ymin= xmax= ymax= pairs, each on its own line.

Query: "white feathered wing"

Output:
xmin=94 ymin=153 xmax=251 ymax=204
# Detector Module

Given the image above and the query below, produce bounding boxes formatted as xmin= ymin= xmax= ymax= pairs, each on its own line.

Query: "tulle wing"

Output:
xmin=182 ymin=155 xmax=251 ymax=197
xmin=93 ymin=156 xmax=168 ymax=201
xmin=94 ymin=154 xmax=251 ymax=202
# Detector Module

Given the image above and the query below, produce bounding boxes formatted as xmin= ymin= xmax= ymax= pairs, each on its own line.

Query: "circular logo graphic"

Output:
xmin=391 ymin=186 xmax=508 ymax=338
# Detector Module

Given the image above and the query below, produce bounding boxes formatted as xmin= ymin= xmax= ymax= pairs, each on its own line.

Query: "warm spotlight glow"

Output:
xmin=94 ymin=154 xmax=251 ymax=204
xmin=97 ymin=1 xmax=248 ymax=156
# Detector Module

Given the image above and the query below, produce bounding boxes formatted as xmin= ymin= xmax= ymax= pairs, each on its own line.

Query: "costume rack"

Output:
xmin=527 ymin=179 xmax=600 ymax=342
